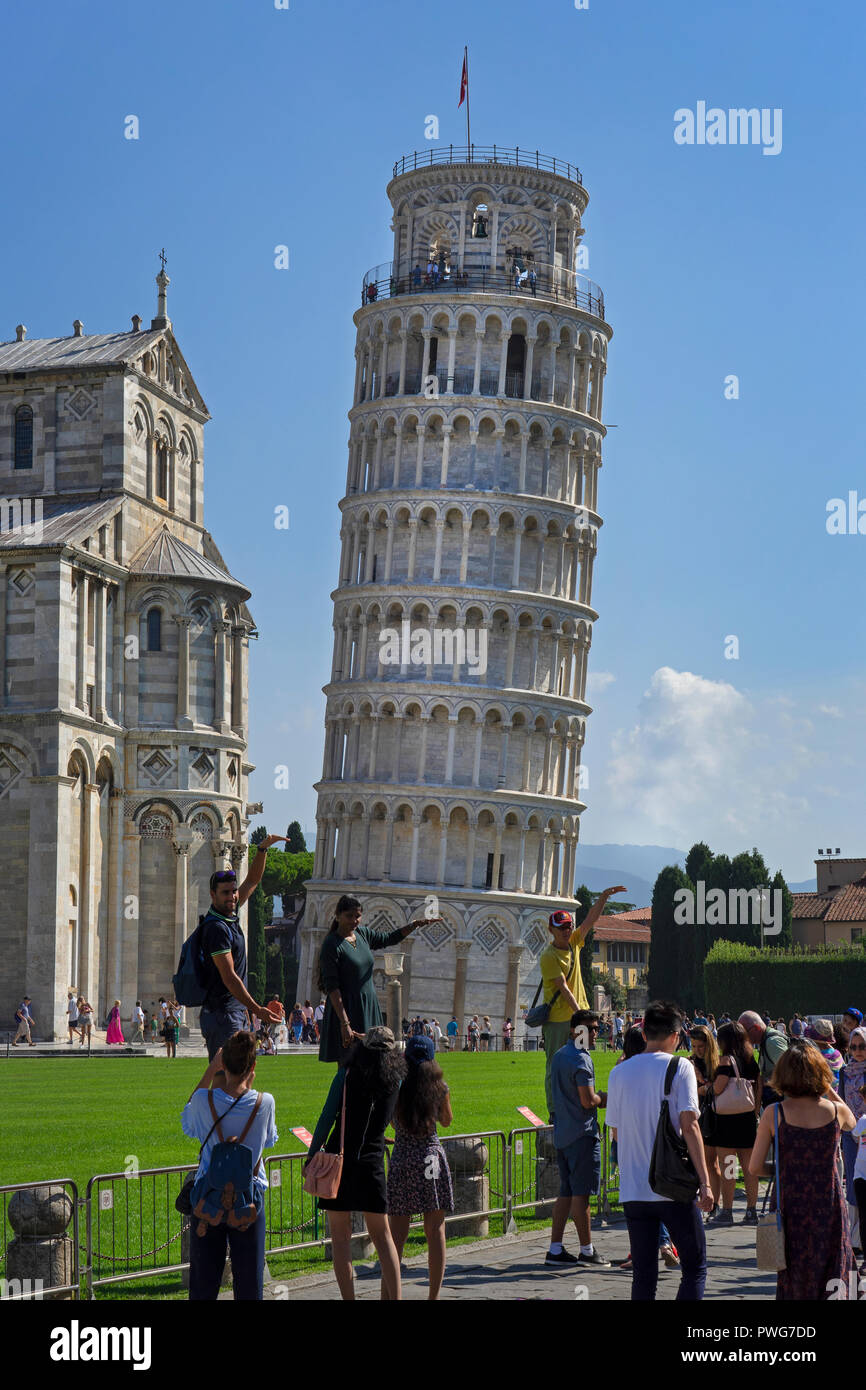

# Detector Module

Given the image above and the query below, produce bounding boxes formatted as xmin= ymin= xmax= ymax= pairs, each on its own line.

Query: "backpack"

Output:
xmin=191 ymin=1091 xmax=265 ymax=1235
xmin=648 ymin=1057 xmax=700 ymax=1203
xmin=172 ymin=914 xmax=212 ymax=1006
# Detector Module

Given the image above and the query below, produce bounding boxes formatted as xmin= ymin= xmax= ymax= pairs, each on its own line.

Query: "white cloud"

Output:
xmin=601 ymin=667 xmax=815 ymax=846
xmin=819 ymin=704 xmax=843 ymax=718
xmin=586 ymin=671 xmax=616 ymax=693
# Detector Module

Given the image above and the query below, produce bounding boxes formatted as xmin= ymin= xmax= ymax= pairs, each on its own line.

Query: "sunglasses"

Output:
xmin=212 ymin=872 xmax=237 ymax=886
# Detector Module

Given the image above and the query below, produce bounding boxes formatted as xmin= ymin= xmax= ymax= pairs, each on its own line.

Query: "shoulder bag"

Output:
xmin=303 ymin=1074 xmax=348 ymax=1200
xmin=649 ymin=1057 xmax=701 ymax=1202
xmin=755 ymin=1104 xmax=786 ymax=1270
xmin=715 ymin=1054 xmax=757 ymax=1115
xmin=526 ymin=946 xmax=575 ymax=1028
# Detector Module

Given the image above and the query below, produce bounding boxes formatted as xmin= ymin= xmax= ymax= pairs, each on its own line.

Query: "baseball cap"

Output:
xmin=549 ymin=910 xmax=574 ymax=929
xmin=362 ymin=1026 xmax=396 ymax=1052
xmin=405 ymin=1035 xmax=435 ymax=1064
xmin=844 ymin=1007 xmax=864 ymax=1023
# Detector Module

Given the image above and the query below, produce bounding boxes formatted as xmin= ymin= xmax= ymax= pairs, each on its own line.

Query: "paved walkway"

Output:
xmin=256 ymin=1214 xmax=776 ymax=1301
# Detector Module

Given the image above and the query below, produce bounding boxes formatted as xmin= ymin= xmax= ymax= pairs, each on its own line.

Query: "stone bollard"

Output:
xmin=534 ymin=1129 xmax=560 ymax=1219
xmin=441 ymin=1137 xmax=489 ymax=1238
xmin=6 ymin=1185 xmax=75 ymax=1300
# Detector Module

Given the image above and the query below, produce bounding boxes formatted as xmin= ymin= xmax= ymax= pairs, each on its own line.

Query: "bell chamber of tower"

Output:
xmin=299 ymin=146 xmax=612 ymax=1037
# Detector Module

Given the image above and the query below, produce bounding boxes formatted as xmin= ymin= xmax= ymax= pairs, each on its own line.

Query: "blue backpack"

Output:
xmin=192 ymin=1091 xmax=264 ymax=1235
xmin=172 ymin=914 xmax=211 ymax=1007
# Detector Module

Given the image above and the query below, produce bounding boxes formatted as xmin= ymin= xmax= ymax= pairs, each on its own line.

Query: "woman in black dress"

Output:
xmin=710 ymin=1021 xmax=761 ymax=1226
xmin=307 ymin=1028 xmax=407 ymax=1299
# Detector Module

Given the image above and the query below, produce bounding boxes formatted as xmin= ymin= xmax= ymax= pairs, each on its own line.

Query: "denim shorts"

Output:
xmin=556 ymin=1136 xmax=601 ymax=1197
xmin=200 ymin=1004 xmax=249 ymax=1060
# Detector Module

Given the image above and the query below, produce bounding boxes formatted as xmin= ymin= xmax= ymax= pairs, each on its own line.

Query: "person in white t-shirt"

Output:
xmin=605 ymin=999 xmax=714 ymax=1301
xmin=131 ymin=1001 xmax=146 ymax=1045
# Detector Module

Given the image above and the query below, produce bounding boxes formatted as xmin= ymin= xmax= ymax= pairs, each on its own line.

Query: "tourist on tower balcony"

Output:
xmin=315 ymin=895 xmax=441 ymax=1064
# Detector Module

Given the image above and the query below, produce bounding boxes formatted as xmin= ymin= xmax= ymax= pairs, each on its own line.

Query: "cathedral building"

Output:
xmin=0 ymin=268 xmax=254 ymax=1038
xmin=298 ymin=146 xmax=612 ymax=1032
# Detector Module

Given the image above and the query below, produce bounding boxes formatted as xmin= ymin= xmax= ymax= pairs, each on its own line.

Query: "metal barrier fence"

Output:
xmin=506 ymin=1125 xmax=617 ymax=1227
xmin=264 ymin=1129 xmax=509 ymax=1258
xmin=0 ymin=1179 xmax=80 ymax=1301
xmin=84 ymin=1163 xmax=196 ymax=1298
xmin=5 ymin=1127 xmax=620 ymax=1298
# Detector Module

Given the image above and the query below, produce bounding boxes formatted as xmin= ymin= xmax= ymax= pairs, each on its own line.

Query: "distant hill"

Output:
xmin=573 ymin=844 xmax=687 ymax=907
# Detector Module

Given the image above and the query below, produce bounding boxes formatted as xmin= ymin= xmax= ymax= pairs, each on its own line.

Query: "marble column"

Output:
xmin=505 ymin=945 xmax=524 ymax=1029
xmin=452 ymin=941 xmax=472 ymax=1031
xmin=119 ymin=816 xmax=141 ymax=1009
xmin=174 ymin=616 xmax=193 ymax=728
xmin=94 ymin=580 xmax=107 ymax=722
xmin=213 ymin=621 xmax=231 ymax=733
xmin=173 ymin=840 xmax=190 ymax=963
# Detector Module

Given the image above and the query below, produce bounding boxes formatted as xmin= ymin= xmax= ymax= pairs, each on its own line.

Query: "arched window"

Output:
xmin=14 ymin=405 xmax=33 ymax=469
xmin=156 ymin=444 xmax=169 ymax=501
xmin=146 ymin=608 xmax=162 ymax=651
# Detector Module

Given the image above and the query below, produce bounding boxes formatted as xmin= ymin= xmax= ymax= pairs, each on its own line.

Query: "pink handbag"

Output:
xmin=715 ymin=1053 xmax=756 ymax=1115
xmin=303 ymin=1075 xmax=347 ymax=1199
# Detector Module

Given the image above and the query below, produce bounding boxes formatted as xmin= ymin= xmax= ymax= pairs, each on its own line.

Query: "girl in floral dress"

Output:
xmin=387 ymin=1035 xmax=454 ymax=1299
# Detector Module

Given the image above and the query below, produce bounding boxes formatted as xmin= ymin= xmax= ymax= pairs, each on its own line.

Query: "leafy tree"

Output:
xmin=266 ymin=943 xmax=285 ymax=1001
xmin=591 ymin=968 xmax=627 ymax=1012
xmin=772 ymin=869 xmax=793 ymax=949
xmin=685 ymin=841 xmax=714 ymax=888
xmin=247 ymin=882 xmax=269 ymax=1003
xmin=285 ymin=821 xmax=307 ymax=854
xmin=246 ymin=828 xmax=270 ymax=1001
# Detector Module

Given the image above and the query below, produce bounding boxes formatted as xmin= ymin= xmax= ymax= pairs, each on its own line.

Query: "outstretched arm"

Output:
xmin=572 ymin=886 xmax=628 ymax=947
xmin=237 ymin=835 xmax=286 ymax=907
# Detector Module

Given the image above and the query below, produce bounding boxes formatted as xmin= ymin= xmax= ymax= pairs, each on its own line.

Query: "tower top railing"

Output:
xmin=392 ymin=146 xmax=583 ymax=186
xmin=361 ymin=258 xmax=605 ymax=321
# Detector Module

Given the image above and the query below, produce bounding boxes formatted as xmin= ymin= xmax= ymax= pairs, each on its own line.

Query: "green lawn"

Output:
xmin=0 ymin=1049 xmax=622 ymax=1299
xmin=0 ymin=1048 xmax=620 ymax=1190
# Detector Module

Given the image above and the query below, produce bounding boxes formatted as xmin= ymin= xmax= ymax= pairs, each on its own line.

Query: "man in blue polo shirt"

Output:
xmin=545 ymin=1009 xmax=610 ymax=1268
xmin=199 ymin=834 xmax=285 ymax=1061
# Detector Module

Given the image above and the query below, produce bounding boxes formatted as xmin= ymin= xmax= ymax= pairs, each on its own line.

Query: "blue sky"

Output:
xmin=5 ymin=0 xmax=865 ymax=883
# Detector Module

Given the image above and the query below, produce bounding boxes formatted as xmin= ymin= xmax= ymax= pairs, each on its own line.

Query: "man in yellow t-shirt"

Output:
xmin=539 ymin=887 xmax=627 ymax=1119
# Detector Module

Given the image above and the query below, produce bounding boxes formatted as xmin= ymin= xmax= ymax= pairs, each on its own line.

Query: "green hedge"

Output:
xmin=703 ymin=939 xmax=866 ymax=1017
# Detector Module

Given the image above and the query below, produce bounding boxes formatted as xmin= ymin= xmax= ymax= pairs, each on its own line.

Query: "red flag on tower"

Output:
xmin=458 ymin=51 xmax=468 ymax=107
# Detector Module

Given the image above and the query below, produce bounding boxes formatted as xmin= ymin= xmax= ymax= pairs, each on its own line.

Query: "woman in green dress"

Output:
xmin=316 ymin=895 xmax=440 ymax=1063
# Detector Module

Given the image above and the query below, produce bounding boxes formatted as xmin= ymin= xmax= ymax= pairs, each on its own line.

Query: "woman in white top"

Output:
xmin=66 ymin=991 xmax=81 ymax=1044
xmin=182 ymin=1031 xmax=277 ymax=1300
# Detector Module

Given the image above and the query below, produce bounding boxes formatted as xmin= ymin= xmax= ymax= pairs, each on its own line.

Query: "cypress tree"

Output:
xmin=648 ymin=864 xmax=692 ymax=1004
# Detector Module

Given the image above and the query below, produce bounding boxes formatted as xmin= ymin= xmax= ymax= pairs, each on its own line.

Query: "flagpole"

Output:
xmin=465 ymin=46 xmax=471 ymax=153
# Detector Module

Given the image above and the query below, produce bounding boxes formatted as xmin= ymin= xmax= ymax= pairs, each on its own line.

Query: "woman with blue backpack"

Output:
xmin=181 ymin=1030 xmax=278 ymax=1300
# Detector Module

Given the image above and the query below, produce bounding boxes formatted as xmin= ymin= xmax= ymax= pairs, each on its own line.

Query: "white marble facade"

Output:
xmin=0 ymin=272 xmax=254 ymax=1037
xmin=299 ymin=151 xmax=612 ymax=1034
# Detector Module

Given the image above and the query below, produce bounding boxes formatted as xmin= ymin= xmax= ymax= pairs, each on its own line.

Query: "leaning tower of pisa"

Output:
xmin=298 ymin=145 xmax=611 ymax=1036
